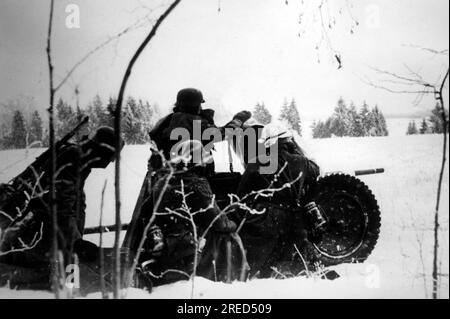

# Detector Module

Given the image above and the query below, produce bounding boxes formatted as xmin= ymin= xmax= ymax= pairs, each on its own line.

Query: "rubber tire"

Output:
xmin=311 ymin=174 xmax=381 ymax=266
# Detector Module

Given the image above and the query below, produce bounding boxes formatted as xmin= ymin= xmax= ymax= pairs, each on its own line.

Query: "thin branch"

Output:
xmin=369 ymin=66 xmax=434 ymax=88
xmin=432 ymin=68 xmax=449 ymax=299
xmin=45 ymin=0 xmax=59 ymax=298
xmin=0 ymin=211 xmax=14 ymax=222
xmin=144 ymin=268 xmax=190 ymax=280
xmin=113 ymin=0 xmax=183 ymax=298
xmin=0 ymin=223 xmax=44 ymax=257
xmin=294 ymin=243 xmax=311 ymax=277
xmin=54 ymin=14 xmax=157 ymax=92
xmin=99 ymin=180 xmax=108 ymax=299
xmin=360 ymin=74 xmax=435 ymax=95
xmin=404 ymin=44 xmax=449 ymax=56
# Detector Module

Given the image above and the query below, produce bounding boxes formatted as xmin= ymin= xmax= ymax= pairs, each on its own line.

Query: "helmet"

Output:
xmin=90 ymin=126 xmax=124 ymax=151
xmin=258 ymin=123 xmax=292 ymax=147
xmin=174 ymin=88 xmax=205 ymax=114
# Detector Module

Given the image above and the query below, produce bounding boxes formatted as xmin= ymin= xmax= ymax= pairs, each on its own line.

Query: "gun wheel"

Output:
xmin=311 ymin=174 xmax=381 ymax=266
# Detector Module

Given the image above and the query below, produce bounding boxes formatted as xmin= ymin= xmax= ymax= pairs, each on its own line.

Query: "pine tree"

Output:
xmin=0 ymin=123 xmax=9 ymax=149
xmin=407 ymin=120 xmax=418 ymax=135
xmin=138 ymin=99 xmax=153 ymax=142
xmin=406 ymin=122 xmax=412 ymax=135
xmin=93 ymin=94 xmax=112 ymax=127
xmin=371 ymin=106 xmax=388 ymax=136
xmin=122 ymin=96 xmax=148 ymax=144
xmin=328 ymin=97 xmax=350 ymax=137
xmin=253 ymin=102 xmax=272 ymax=125
xmin=84 ymin=95 xmax=113 ymax=135
xmin=348 ymin=102 xmax=363 ymax=136
xmin=279 ymin=98 xmax=302 ymax=136
xmin=419 ymin=118 xmax=429 ymax=134
xmin=359 ymin=101 xmax=371 ymax=136
xmin=55 ymin=98 xmax=77 ymax=139
xmin=11 ymin=110 xmax=27 ymax=149
xmin=378 ymin=106 xmax=389 ymax=136
xmin=29 ymin=110 xmax=43 ymax=146
xmin=312 ymin=99 xmax=389 ymax=138
xmin=429 ymin=102 xmax=448 ymax=134
xmin=312 ymin=120 xmax=331 ymax=138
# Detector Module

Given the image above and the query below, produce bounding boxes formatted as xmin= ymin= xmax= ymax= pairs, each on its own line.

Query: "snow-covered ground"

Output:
xmin=0 ymin=134 xmax=448 ymax=299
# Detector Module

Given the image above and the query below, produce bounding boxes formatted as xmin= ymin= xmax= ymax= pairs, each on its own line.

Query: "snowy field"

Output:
xmin=0 ymin=133 xmax=448 ymax=299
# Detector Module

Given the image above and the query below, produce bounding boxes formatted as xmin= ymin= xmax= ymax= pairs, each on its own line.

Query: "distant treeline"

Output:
xmin=311 ymin=98 xmax=388 ymax=138
xmin=253 ymin=98 xmax=302 ymax=136
xmin=3 ymin=94 xmax=442 ymax=151
xmin=406 ymin=103 xmax=448 ymax=135
xmin=0 ymin=95 xmax=156 ymax=150
xmin=253 ymin=97 xmax=389 ymax=139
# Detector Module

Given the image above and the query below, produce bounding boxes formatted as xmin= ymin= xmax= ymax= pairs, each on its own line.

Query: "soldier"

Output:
xmin=137 ymin=140 xmax=237 ymax=285
xmin=149 ymin=88 xmax=251 ymax=170
xmin=0 ymin=127 xmax=124 ymax=289
xmin=234 ymin=123 xmax=325 ymax=277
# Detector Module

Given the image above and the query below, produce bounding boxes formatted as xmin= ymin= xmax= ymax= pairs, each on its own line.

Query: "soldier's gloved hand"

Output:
xmin=74 ymin=239 xmax=99 ymax=262
xmin=213 ymin=217 xmax=237 ymax=233
xmin=232 ymin=111 xmax=252 ymax=125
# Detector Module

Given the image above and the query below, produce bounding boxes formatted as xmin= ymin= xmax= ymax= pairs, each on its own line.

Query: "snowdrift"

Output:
xmin=0 ymin=134 xmax=448 ymax=298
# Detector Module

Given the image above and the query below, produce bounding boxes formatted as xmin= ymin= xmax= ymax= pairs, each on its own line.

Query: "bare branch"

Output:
xmin=360 ymin=74 xmax=435 ymax=95
xmin=0 ymin=211 xmax=14 ymax=223
xmin=403 ymin=44 xmax=449 ymax=56
xmin=54 ymin=12 xmax=158 ymax=92
xmin=113 ymin=0 xmax=183 ymax=299
xmin=294 ymin=243 xmax=311 ymax=277
xmin=432 ymin=67 xmax=449 ymax=299
xmin=0 ymin=222 xmax=43 ymax=257
xmin=45 ymin=0 xmax=60 ymax=298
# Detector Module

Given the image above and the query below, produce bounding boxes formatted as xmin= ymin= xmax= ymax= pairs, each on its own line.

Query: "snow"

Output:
xmin=0 ymin=133 xmax=448 ymax=299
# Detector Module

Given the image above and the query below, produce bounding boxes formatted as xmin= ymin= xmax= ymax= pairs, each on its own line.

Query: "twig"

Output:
xmin=270 ymin=267 xmax=287 ymax=279
xmin=99 ymin=180 xmax=108 ymax=299
xmin=113 ymin=0 xmax=183 ymax=299
xmin=0 ymin=222 xmax=44 ymax=257
xmin=294 ymin=243 xmax=311 ymax=277
xmin=45 ymin=0 xmax=59 ymax=299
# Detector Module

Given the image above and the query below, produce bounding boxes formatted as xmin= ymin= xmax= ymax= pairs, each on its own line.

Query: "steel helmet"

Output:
xmin=90 ymin=126 xmax=124 ymax=151
xmin=175 ymin=88 xmax=205 ymax=110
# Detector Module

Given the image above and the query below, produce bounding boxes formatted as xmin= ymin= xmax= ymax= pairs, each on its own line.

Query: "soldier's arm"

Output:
xmin=189 ymin=179 xmax=236 ymax=232
xmin=200 ymin=109 xmax=252 ymax=140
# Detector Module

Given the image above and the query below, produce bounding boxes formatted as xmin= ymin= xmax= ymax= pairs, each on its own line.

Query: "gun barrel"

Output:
xmin=354 ymin=168 xmax=384 ymax=176
xmin=84 ymin=223 xmax=129 ymax=235
xmin=59 ymin=116 xmax=89 ymax=145
xmin=10 ymin=116 xmax=89 ymax=185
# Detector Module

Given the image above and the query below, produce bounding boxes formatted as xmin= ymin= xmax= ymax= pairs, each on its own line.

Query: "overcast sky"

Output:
xmin=0 ymin=0 xmax=448 ymax=123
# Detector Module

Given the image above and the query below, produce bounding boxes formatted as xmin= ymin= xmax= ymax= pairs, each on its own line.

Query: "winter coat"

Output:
xmin=0 ymin=144 xmax=90 ymax=267
xmin=138 ymin=168 xmax=236 ymax=284
xmin=234 ymin=138 xmax=320 ymax=276
xmin=149 ymin=109 xmax=244 ymax=159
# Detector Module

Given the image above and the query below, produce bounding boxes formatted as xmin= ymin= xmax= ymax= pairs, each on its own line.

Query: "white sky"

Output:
xmin=0 ymin=0 xmax=448 ymax=123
